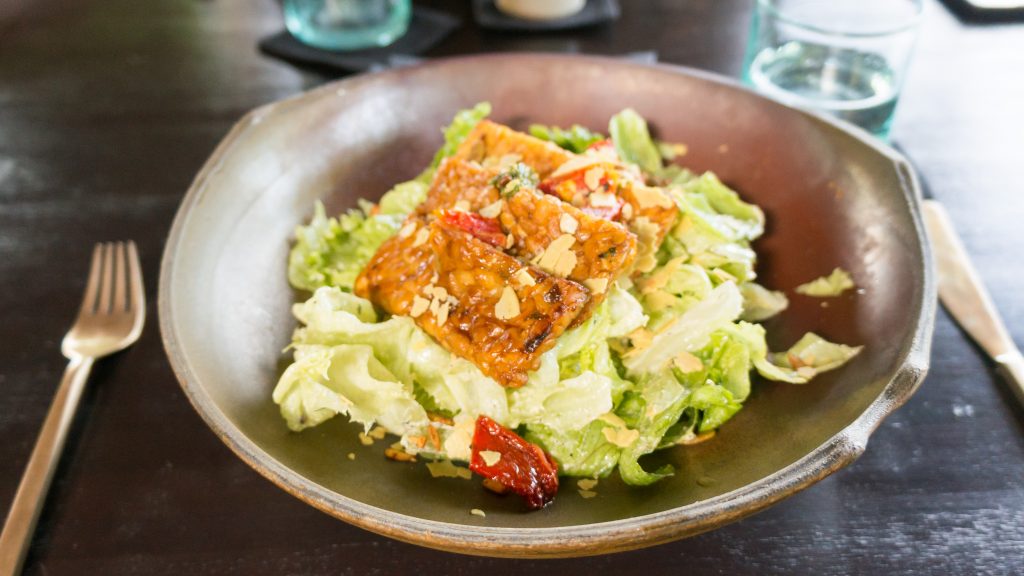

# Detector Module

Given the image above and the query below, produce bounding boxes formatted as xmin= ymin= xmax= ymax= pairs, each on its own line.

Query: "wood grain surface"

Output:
xmin=1 ymin=0 xmax=1022 ymax=574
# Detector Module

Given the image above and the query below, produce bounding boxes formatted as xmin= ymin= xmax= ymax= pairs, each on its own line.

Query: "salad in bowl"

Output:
xmin=272 ymin=104 xmax=861 ymax=510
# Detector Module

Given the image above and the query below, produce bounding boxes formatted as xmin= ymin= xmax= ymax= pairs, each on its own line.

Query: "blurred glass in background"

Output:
xmin=743 ymin=0 xmax=923 ymax=139
xmin=284 ymin=0 xmax=411 ymax=51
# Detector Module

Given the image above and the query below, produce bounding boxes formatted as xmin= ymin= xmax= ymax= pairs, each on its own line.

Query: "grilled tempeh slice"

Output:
xmin=540 ymin=160 xmax=676 ymax=274
xmin=416 ymin=158 xmax=501 ymax=217
xmin=355 ymin=219 xmax=589 ymax=388
xmin=500 ymin=190 xmax=637 ymax=320
xmin=453 ymin=120 xmax=574 ymax=180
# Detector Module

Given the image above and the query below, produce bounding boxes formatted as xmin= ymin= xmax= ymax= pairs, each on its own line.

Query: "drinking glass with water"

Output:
xmin=742 ymin=0 xmax=923 ymax=140
xmin=284 ymin=0 xmax=411 ymax=51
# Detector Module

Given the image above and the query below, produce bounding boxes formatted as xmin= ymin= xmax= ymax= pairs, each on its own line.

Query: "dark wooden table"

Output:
xmin=2 ymin=0 xmax=1022 ymax=574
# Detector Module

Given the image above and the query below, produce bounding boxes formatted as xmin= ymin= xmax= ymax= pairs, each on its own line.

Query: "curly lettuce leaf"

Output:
xmin=624 ymin=281 xmax=743 ymax=375
xmin=378 ymin=180 xmax=429 ymax=215
xmin=758 ymin=332 xmax=863 ymax=384
xmin=615 ymin=372 xmax=690 ymax=486
xmin=609 ymin=108 xmax=663 ymax=176
xmin=528 ymin=123 xmax=605 ymax=153
xmin=273 ymin=344 xmax=428 ymax=435
xmin=740 ymin=282 xmax=789 ymax=322
xmin=524 ymin=419 xmax=622 ymax=478
xmin=509 ymin=370 xmax=614 ymax=434
xmin=287 ymin=202 xmax=403 ymax=293
xmin=795 ymin=267 xmax=855 ymax=297
xmin=429 ymin=102 xmax=492 ymax=169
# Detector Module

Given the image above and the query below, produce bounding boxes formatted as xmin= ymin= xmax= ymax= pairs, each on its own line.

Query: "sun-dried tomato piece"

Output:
xmin=437 ymin=209 xmax=506 ymax=248
xmin=469 ymin=416 xmax=559 ymax=510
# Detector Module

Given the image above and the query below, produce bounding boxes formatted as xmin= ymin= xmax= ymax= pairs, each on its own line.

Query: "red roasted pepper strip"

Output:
xmin=437 ymin=210 xmax=506 ymax=248
xmin=469 ymin=415 xmax=559 ymax=510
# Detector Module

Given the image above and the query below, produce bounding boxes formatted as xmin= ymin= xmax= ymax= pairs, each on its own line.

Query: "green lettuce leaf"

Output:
xmin=287 ymin=202 xmax=403 ymax=293
xmin=509 ymin=370 xmax=614 ymax=433
xmin=609 ymin=108 xmax=663 ymax=176
xmin=757 ymin=332 xmax=863 ymax=384
xmin=624 ymin=281 xmax=743 ymax=375
xmin=378 ymin=180 xmax=429 ymax=215
xmin=525 ymin=419 xmax=621 ymax=478
xmin=528 ymin=123 xmax=605 ymax=153
xmin=615 ymin=371 xmax=690 ymax=485
xmin=795 ymin=267 xmax=855 ymax=297
xmin=429 ymin=102 xmax=492 ymax=169
xmin=272 ymin=344 xmax=428 ymax=435
xmin=740 ymin=282 xmax=789 ymax=322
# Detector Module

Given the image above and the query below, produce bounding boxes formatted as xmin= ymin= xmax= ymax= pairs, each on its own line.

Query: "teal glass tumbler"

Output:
xmin=283 ymin=0 xmax=412 ymax=51
xmin=742 ymin=0 xmax=923 ymax=140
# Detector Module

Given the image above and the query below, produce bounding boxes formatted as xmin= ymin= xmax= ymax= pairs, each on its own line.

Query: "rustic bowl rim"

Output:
xmin=159 ymin=53 xmax=936 ymax=558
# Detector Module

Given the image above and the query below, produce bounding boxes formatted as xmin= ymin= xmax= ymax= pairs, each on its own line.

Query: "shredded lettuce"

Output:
xmin=758 ymin=333 xmax=863 ymax=384
xmin=795 ymin=267 xmax=856 ymax=297
xmin=740 ymin=282 xmax=789 ymax=322
xmin=609 ymin=108 xmax=663 ymax=175
xmin=287 ymin=202 xmax=403 ymax=293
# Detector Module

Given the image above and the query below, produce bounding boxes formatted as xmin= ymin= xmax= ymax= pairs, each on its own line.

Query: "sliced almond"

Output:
xmin=479 ymin=450 xmax=502 ymax=466
xmin=628 ymin=328 xmax=654 ymax=350
xmin=470 ymin=508 xmax=487 ymax=518
xmin=409 ymin=295 xmax=430 ymax=318
xmin=536 ymin=234 xmax=577 ymax=277
xmin=436 ymin=300 xmax=450 ymax=326
xmin=482 ymin=478 xmax=508 ymax=494
xmin=589 ymin=192 xmax=618 ymax=208
xmin=583 ymin=167 xmax=605 ymax=191
xmin=494 ymin=285 xmax=521 ymax=320
xmin=633 ymin=185 xmax=675 ymax=209
xmin=583 ymin=277 xmax=608 ymax=295
xmin=368 ymin=426 xmax=388 ymax=439
xmin=578 ymin=489 xmax=598 ymax=499
xmin=412 ymin=227 xmax=430 ymax=247
xmin=430 ymin=285 xmax=449 ymax=301
xmin=621 ymin=202 xmax=634 ymax=220
xmin=514 ymin=268 xmax=536 ymax=287
xmin=505 ymin=233 xmax=515 ymax=249
xmin=398 ymin=221 xmax=417 ymax=239
xmin=479 ymin=199 xmax=504 ymax=219
xmin=672 ymin=351 xmax=704 ymax=373
xmin=559 ymin=213 xmax=579 ymax=235
xmin=453 ymin=200 xmax=471 ymax=212
xmin=358 ymin=432 xmax=374 ymax=446
xmin=577 ymin=478 xmax=598 ymax=490
xmin=602 ymin=426 xmax=640 ymax=448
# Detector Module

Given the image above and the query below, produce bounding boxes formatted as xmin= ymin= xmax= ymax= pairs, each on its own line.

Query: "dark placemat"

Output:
xmin=258 ymin=7 xmax=460 ymax=73
xmin=473 ymin=0 xmax=620 ymax=31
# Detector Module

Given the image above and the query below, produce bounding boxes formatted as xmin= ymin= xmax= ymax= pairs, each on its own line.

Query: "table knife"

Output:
xmin=922 ymin=200 xmax=1024 ymax=407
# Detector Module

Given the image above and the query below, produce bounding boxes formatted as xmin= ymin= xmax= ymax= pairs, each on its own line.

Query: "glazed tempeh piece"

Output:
xmin=500 ymin=190 xmax=637 ymax=319
xmin=353 ymin=218 xmax=435 ymax=317
xmin=416 ymin=158 xmax=501 ymax=216
xmin=540 ymin=160 xmax=676 ymax=274
xmin=453 ymin=120 xmax=574 ymax=180
xmin=356 ymin=219 xmax=589 ymax=388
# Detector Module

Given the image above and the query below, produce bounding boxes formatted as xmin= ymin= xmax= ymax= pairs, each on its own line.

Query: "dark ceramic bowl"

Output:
xmin=159 ymin=54 xmax=935 ymax=558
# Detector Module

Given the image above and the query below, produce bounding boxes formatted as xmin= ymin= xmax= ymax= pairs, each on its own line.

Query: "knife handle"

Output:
xmin=995 ymin=351 xmax=1024 ymax=408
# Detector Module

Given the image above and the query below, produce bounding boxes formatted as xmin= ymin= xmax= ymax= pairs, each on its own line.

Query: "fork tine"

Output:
xmin=98 ymin=243 xmax=114 ymax=314
xmin=112 ymin=242 xmax=128 ymax=312
xmin=78 ymin=244 xmax=104 ymax=316
xmin=127 ymin=241 xmax=145 ymax=314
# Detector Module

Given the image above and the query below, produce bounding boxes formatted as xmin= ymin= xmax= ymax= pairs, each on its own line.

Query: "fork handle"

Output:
xmin=0 ymin=355 xmax=94 ymax=576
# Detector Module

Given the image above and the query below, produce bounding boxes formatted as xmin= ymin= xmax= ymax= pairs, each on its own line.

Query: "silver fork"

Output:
xmin=0 ymin=242 xmax=145 ymax=575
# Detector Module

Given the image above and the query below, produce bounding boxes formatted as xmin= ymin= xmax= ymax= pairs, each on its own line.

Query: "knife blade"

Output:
xmin=922 ymin=199 xmax=1024 ymax=407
